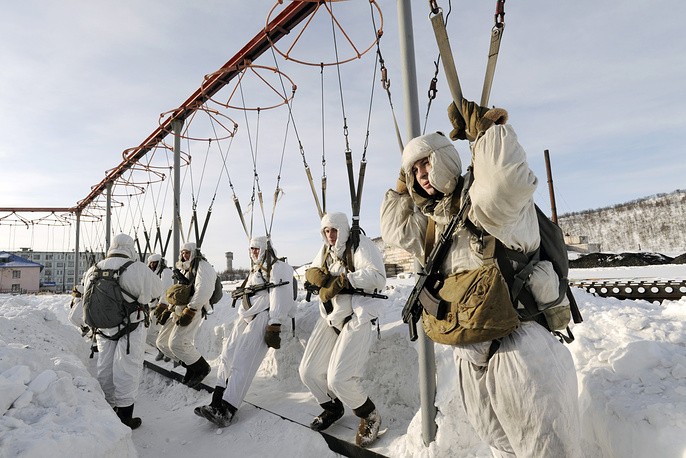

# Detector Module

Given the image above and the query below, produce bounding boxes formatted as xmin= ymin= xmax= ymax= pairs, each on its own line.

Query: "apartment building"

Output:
xmin=10 ymin=248 xmax=104 ymax=292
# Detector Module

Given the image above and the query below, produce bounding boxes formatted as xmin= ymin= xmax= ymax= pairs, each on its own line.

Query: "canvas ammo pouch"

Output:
xmin=422 ymin=235 xmax=520 ymax=345
xmin=166 ymin=283 xmax=194 ymax=306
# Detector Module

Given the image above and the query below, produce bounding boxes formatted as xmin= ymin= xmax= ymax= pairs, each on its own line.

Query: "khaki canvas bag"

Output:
xmin=166 ymin=283 xmax=193 ymax=306
xmin=422 ymin=235 xmax=519 ymax=345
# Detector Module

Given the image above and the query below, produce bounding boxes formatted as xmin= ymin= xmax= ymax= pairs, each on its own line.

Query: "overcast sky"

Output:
xmin=1 ymin=0 xmax=684 ymax=270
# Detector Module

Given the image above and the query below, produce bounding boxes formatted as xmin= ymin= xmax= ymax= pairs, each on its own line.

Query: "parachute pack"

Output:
xmin=83 ymin=260 xmax=141 ymax=330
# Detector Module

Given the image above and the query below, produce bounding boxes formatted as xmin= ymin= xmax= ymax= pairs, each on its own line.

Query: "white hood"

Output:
xmin=107 ymin=233 xmax=137 ymax=260
xmin=320 ymin=212 xmax=350 ymax=258
xmin=401 ymin=131 xmax=462 ymax=197
xmin=250 ymin=236 xmax=269 ymax=266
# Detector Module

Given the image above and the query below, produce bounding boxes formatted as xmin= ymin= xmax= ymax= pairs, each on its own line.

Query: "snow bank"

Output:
xmin=0 ymin=294 xmax=136 ymax=457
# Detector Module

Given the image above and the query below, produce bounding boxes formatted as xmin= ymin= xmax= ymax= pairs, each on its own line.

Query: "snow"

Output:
xmin=1 ymin=266 xmax=686 ymax=458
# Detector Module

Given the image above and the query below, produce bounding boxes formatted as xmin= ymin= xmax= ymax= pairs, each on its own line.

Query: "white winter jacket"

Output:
xmin=381 ymin=126 xmax=539 ymax=277
xmin=176 ymin=257 xmax=216 ymax=313
xmin=237 ymin=260 xmax=295 ymax=325
xmin=312 ymin=212 xmax=386 ymax=327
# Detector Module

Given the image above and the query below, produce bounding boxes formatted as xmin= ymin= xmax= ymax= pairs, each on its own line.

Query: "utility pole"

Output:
xmin=397 ymin=0 xmax=438 ymax=445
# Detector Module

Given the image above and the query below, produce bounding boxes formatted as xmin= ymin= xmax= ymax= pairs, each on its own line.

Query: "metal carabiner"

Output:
xmin=429 ymin=0 xmax=441 ymax=17
xmin=495 ymin=0 xmax=506 ymax=26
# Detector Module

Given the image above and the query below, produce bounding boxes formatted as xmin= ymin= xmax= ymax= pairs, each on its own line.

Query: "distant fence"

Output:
xmin=571 ymin=280 xmax=686 ymax=303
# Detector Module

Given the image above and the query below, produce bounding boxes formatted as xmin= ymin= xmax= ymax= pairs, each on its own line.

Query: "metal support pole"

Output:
xmin=544 ymin=149 xmax=558 ymax=224
xmin=172 ymin=119 xmax=184 ymax=263
xmin=74 ymin=210 xmax=81 ymax=288
xmin=105 ymin=182 xmax=112 ymax=252
xmin=397 ymin=0 xmax=437 ymax=446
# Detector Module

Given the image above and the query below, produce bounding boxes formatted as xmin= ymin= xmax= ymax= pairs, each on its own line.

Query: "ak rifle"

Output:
xmin=230 ymin=280 xmax=290 ymax=307
xmin=401 ymin=201 xmax=468 ymax=341
xmin=303 ymin=280 xmax=388 ymax=301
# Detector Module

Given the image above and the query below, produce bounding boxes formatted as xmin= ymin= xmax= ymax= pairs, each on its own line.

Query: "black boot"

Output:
xmin=116 ymin=404 xmax=142 ymax=430
xmin=310 ymin=398 xmax=344 ymax=431
xmin=185 ymin=356 xmax=211 ymax=388
xmin=194 ymin=386 xmax=225 ymax=418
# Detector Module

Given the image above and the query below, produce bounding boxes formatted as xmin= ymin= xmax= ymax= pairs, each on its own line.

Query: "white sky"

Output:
xmin=1 ymin=269 xmax=685 ymax=457
xmin=1 ymin=0 xmax=685 ymax=269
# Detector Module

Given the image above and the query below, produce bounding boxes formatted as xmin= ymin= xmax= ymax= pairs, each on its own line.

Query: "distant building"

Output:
xmin=0 ymin=251 xmax=43 ymax=293
xmin=373 ymin=237 xmax=414 ymax=278
xmin=9 ymin=248 xmax=104 ymax=293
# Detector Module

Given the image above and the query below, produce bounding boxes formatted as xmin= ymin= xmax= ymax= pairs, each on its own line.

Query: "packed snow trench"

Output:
xmin=1 ymin=270 xmax=685 ymax=457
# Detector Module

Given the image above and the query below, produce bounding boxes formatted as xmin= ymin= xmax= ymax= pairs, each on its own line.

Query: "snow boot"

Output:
xmin=154 ymin=349 xmax=165 ymax=361
xmin=194 ymin=386 xmax=225 ymax=418
xmin=354 ymin=398 xmax=381 ymax=448
xmin=184 ymin=357 xmax=211 ymax=388
xmin=199 ymin=399 xmax=236 ymax=428
xmin=310 ymin=398 xmax=344 ymax=432
xmin=116 ymin=404 xmax=142 ymax=430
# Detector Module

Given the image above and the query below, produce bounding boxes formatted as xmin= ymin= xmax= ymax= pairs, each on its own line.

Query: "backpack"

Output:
xmin=82 ymin=260 xmax=140 ymax=329
xmin=495 ymin=205 xmax=583 ymax=343
xmin=209 ymin=275 xmax=223 ymax=306
xmin=186 ymin=254 xmax=223 ymax=309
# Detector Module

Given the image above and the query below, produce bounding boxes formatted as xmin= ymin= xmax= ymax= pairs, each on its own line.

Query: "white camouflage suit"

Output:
xmin=380 ymin=128 xmax=581 ymax=457
xmin=156 ymin=242 xmax=216 ymax=365
xmin=83 ymin=233 xmax=163 ymax=408
xmin=299 ymin=212 xmax=386 ymax=411
xmin=216 ymin=236 xmax=295 ymax=409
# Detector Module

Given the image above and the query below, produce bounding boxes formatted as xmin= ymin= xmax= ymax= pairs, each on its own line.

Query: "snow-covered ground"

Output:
xmin=1 ymin=265 xmax=685 ymax=457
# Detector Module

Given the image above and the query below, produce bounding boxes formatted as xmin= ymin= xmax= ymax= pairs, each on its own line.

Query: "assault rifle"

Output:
xmin=303 ymin=280 xmax=388 ymax=301
xmin=230 ymin=280 xmax=290 ymax=308
xmin=401 ymin=196 xmax=469 ymax=341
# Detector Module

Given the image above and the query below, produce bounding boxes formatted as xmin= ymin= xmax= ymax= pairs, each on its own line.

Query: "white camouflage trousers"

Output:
xmin=457 ymin=321 xmax=582 ymax=458
xmin=96 ymin=323 xmax=146 ymax=408
xmin=156 ymin=307 xmax=204 ymax=365
xmin=216 ymin=311 xmax=270 ymax=408
xmin=299 ymin=314 xmax=373 ymax=410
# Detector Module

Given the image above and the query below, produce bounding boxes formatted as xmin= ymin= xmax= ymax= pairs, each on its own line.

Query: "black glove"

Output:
xmin=305 ymin=267 xmax=331 ymax=289
xmin=264 ymin=324 xmax=281 ymax=349
xmin=176 ymin=307 xmax=196 ymax=326
xmin=319 ymin=273 xmax=348 ymax=303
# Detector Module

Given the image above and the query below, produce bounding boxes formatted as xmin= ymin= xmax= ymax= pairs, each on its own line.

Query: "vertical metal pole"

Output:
xmin=544 ymin=149 xmax=558 ymax=224
xmin=105 ymin=182 xmax=112 ymax=252
xmin=172 ymin=119 xmax=184 ymax=263
xmin=74 ymin=210 xmax=81 ymax=287
xmin=397 ymin=0 xmax=437 ymax=445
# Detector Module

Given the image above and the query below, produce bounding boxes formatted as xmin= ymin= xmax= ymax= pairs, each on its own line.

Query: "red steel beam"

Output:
xmin=75 ymin=1 xmax=321 ymax=212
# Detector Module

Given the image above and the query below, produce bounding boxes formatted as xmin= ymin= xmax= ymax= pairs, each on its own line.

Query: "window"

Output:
xmin=11 ymin=284 xmax=20 ymax=293
xmin=12 ymin=270 xmax=21 ymax=279
xmin=46 ymin=254 xmax=53 ymax=260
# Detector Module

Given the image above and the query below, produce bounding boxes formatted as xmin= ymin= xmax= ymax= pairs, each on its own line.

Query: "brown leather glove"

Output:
xmin=448 ymin=99 xmax=508 ymax=142
xmin=396 ymin=168 xmax=408 ymax=194
xmin=264 ymin=323 xmax=281 ymax=349
xmin=157 ymin=309 xmax=172 ymax=326
xmin=153 ymin=302 xmax=168 ymax=321
xmin=319 ymin=273 xmax=348 ymax=303
xmin=305 ymin=267 xmax=331 ymax=289
xmin=176 ymin=307 xmax=196 ymax=326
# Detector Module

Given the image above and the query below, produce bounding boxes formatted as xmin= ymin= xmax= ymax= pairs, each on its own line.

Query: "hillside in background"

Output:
xmin=558 ymin=189 xmax=686 ymax=254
